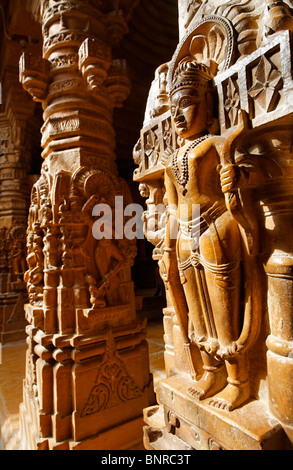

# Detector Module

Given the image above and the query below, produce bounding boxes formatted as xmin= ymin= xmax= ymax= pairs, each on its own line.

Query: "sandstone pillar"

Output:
xmin=0 ymin=68 xmax=39 ymax=344
xmin=19 ymin=0 xmax=154 ymax=450
xmin=136 ymin=0 xmax=293 ymax=450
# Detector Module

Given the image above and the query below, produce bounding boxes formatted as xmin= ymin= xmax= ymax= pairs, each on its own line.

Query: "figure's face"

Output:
xmin=170 ymin=88 xmax=207 ymax=140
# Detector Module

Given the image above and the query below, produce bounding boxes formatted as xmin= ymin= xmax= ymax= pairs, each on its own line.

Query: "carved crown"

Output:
xmin=169 ymin=57 xmax=217 ymax=96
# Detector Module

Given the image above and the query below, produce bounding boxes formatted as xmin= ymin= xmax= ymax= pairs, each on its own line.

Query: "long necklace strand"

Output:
xmin=172 ymin=134 xmax=210 ymax=191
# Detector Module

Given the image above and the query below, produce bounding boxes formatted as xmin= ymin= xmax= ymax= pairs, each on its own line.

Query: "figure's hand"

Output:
xmin=219 ymin=164 xmax=244 ymax=193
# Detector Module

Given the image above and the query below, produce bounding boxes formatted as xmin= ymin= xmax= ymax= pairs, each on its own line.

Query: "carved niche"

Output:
xmin=135 ymin=0 xmax=293 ymax=451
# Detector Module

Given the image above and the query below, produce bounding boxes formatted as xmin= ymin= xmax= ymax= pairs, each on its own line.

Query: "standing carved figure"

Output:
xmin=160 ymin=58 xmax=260 ymax=411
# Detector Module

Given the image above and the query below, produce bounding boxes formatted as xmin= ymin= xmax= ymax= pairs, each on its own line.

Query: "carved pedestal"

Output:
xmin=144 ymin=376 xmax=290 ymax=450
xmin=135 ymin=1 xmax=293 ymax=451
xmin=19 ymin=0 xmax=154 ymax=450
xmin=20 ymin=306 xmax=153 ymax=450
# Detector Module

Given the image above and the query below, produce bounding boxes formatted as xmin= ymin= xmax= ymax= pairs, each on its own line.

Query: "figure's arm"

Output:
xmin=159 ymin=170 xmax=190 ymax=348
xmin=212 ymin=110 xmax=267 ymax=193
xmin=164 ymin=170 xmax=178 ymax=251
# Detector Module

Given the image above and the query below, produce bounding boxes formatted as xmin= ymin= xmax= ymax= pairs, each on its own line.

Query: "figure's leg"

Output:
xmin=204 ymin=263 xmax=250 ymax=410
xmin=204 ymin=262 xmax=242 ymax=351
xmin=182 ymin=264 xmax=227 ymax=399
xmin=188 ymin=349 xmax=227 ymax=400
xmin=200 ymin=213 xmax=250 ymax=410
xmin=208 ymin=355 xmax=250 ymax=411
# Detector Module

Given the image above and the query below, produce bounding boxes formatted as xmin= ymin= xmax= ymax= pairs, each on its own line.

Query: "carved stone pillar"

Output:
xmin=19 ymin=0 xmax=154 ymax=450
xmin=0 ymin=69 xmax=38 ymax=344
xmin=136 ymin=0 xmax=293 ymax=451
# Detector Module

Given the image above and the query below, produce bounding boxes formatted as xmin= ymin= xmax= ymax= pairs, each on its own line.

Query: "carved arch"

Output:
xmin=168 ymin=15 xmax=236 ymax=91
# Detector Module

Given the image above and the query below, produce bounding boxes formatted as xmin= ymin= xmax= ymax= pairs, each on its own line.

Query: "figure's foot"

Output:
xmin=208 ymin=379 xmax=250 ymax=411
xmin=188 ymin=366 xmax=227 ymax=401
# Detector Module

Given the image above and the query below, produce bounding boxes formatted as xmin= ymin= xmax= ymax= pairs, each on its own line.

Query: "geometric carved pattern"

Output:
xmin=145 ymin=127 xmax=160 ymax=169
xmin=224 ymin=75 xmax=241 ymax=126
xmin=81 ymin=330 xmax=143 ymax=417
xmin=248 ymin=55 xmax=283 ymax=113
xmin=214 ymin=31 xmax=292 ymax=135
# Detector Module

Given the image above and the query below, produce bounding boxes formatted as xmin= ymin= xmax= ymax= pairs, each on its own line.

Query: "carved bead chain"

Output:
xmin=172 ymin=134 xmax=210 ymax=193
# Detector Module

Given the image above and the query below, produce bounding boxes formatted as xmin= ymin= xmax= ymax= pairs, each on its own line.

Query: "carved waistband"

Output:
xmin=178 ymin=250 xmax=241 ymax=273
xmin=179 ymin=201 xmax=227 ymax=238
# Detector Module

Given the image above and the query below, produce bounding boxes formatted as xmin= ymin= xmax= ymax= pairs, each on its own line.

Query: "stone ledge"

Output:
xmin=144 ymin=374 xmax=293 ymax=450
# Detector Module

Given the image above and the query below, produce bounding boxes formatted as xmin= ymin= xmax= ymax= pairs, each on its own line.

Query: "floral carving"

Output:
xmin=224 ymin=76 xmax=241 ymax=126
xmin=248 ymin=55 xmax=283 ymax=112
xmin=145 ymin=128 xmax=160 ymax=168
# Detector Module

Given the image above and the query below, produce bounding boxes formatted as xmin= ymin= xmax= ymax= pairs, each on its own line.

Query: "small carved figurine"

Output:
xmin=94 ymin=238 xmax=126 ymax=306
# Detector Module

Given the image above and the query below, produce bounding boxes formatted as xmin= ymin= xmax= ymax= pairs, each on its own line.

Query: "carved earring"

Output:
xmin=177 ymin=136 xmax=185 ymax=146
xmin=207 ymin=118 xmax=219 ymax=135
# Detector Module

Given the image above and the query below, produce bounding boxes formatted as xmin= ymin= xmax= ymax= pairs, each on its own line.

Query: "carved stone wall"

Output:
xmin=18 ymin=0 xmax=155 ymax=450
xmin=0 ymin=2 xmax=43 ymax=344
xmin=136 ymin=0 xmax=293 ymax=451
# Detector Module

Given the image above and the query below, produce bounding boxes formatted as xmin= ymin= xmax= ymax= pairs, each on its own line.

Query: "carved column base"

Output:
xmin=267 ymin=350 xmax=293 ymax=439
xmin=19 ymin=306 xmax=155 ymax=450
xmin=20 ymin=394 xmax=145 ymax=451
xmin=143 ymin=375 xmax=293 ymax=450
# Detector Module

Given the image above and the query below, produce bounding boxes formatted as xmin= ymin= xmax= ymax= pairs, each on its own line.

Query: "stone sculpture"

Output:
xmin=161 ymin=57 xmax=262 ymax=412
xmin=0 ymin=95 xmax=37 ymax=344
xmin=136 ymin=0 xmax=293 ymax=451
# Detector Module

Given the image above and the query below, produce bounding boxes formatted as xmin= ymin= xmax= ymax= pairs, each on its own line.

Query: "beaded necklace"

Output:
xmin=172 ymin=134 xmax=210 ymax=194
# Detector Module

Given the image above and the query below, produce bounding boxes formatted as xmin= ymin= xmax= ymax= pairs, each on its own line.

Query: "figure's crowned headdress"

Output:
xmin=168 ymin=23 xmax=234 ymax=99
xmin=169 ymin=57 xmax=218 ymax=97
